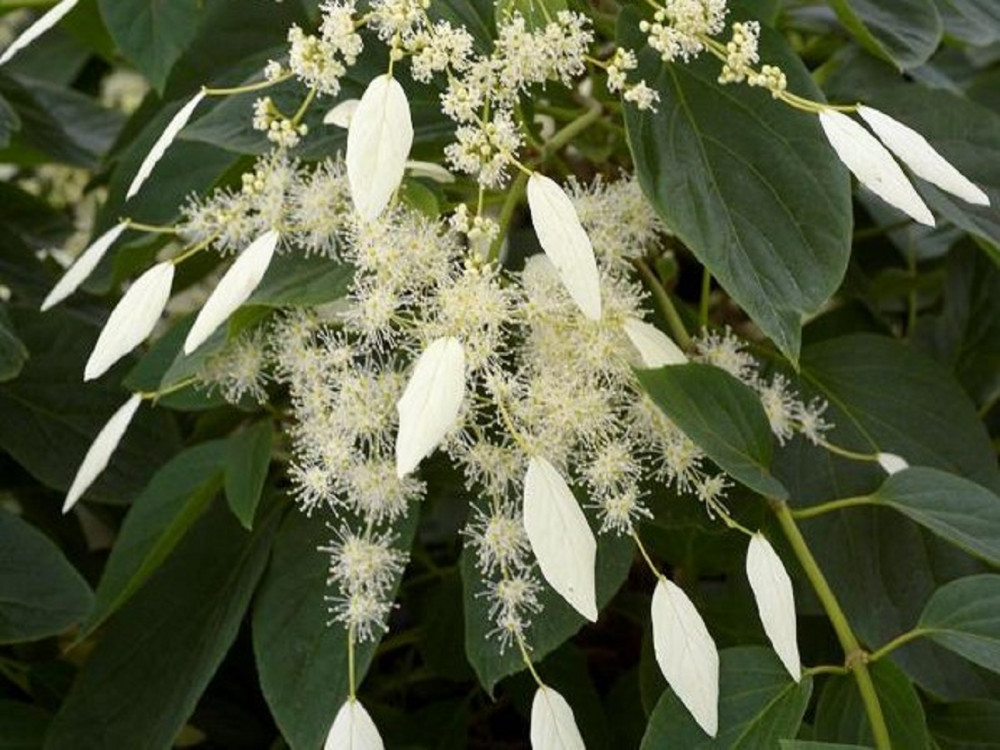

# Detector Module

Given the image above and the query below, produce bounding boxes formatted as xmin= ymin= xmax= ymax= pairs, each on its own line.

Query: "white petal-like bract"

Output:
xmin=126 ymin=89 xmax=206 ymax=201
xmin=63 ymin=394 xmax=142 ymax=513
xmin=746 ymin=533 xmax=801 ymax=682
xmin=84 ymin=262 xmax=174 ymax=381
xmin=527 ymin=173 xmax=602 ymax=320
xmin=41 ymin=222 xmax=129 ymax=311
xmin=651 ymin=578 xmax=719 ymax=737
xmin=184 ymin=229 xmax=279 ymax=355
xmin=395 ymin=337 xmax=466 ymax=477
xmin=324 ymin=699 xmax=384 ymax=750
xmin=0 ymin=0 xmax=80 ymax=67
xmin=346 ymin=75 xmax=413 ymax=221
xmin=819 ymin=110 xmax=935 ymax=227
xmin=858 ymin=106 xmax=989 ymax=207
xmin=530 ymin=686 xmax=585 ymax=750
xmin=405 ymin=160 xmax=456 ymax=183
xmin=323 ymin=98 xmax=359 ymax=127
xmin=877 ymin=452 xmax=909 ymax=475
xmin=623 ymin=317 xmax=687 ymax=368
xmin=523 ymin=456 xmax=598 ymax=622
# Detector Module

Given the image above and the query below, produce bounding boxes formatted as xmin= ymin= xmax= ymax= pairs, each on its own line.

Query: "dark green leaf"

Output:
xmin=247 ymin=253 xmax=354 ymax=307
xmin=0 ymin=700 xmax=51 ymax=749
xmin=640 ymin=647 xmax=812 ymax=748
xmin=0 ymin=182 xmax=74 ymax=253
xmin=919 ymin=575 xmax=1000 ymax=674
xmin=462 ymin=504 xmax=634 ymax=694
xmin=44 ymin=500 xmax=279 ymax=750
xmin=828 ymin=0 xmax=942 ymax=70
xmin=927 ymin=700 xmax=1000 ymax=749
xmin=935 ymin=0 xmax=1000 ymax=45
xmin=0 ymin=91 xmax=20 ymax=149
xmin=253 ymin=506 xmax=418 ymax=750
xmin=0 ymin=510 xmax=93 ymax=644
xmin=224 ymin=421 xmax=272 ymax=529
xmin=98 ymin=0 xmax=203 ymax=93
xmin=0 ymin=308 xmax=181 ymax=505
xmin=621 ymin=10 xmax=851 ymax=360
xmin=868 ymin=467 xmax=1000 ymax=566
xmin=636 ymin=363 xmax=788 ymax=499
xmin=780 ymin=743 xmax=872 ymax=750
xmin=814 ymin=659 xmax=931 ymax=748
xmin=0 ymin=307 xmax=28 ymax=382
xmin=80 ymin=441 xmax=228 ymax=637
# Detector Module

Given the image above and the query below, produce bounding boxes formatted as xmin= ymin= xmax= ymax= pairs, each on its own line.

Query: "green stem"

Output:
xmin=541 ymin=102 xmax=603 ymax=156
xmin=869 ymin=628 xmax=929 ymax=662
xmin=487 ymin=170 xmax=528 ymax=263
xmin=699 ymin=266 xmax=711 ymax=330
xmin=790 ymin=495 xmax=873 ymax=520
xmin=633 ymin=258 xmax=692 ymax=350
xmin=773 ymin=501 xmax=891 ymax=750
xmin=348 ymin=625 xmax=357 ymax=700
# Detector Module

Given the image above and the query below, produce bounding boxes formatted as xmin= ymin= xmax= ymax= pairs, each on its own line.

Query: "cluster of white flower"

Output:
xmin=640 ymin=0 xmax=728 ymax=62
xmin=283 ymin=2 xmax=363 ymax=96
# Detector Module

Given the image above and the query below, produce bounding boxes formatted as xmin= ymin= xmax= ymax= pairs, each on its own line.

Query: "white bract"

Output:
xmin=405 ymin=160 xmax=456 ymax=184
xmin=41 ymin=222 xmax=129 ymax=311
xmin=818 ymin=110 xmax=934 ymax=227
xmin=523 ymin=456 xmax=598 ymax=622
xmin=84 ymin=262 xmax=174 ymax=381
xmin=324 ymin=699 xmax=384 ymax=750
xmin=651 ymin=577 xmax=719 ymax=737
xmin=395 ymin=337 xmax=466 ymax=477
xmin=323 ymin=98 xmax=359 ymax=127
xmin=184 ymin=229 xmax=279 ymax=354
xmin=0 ymin=0 xmax=80 ymax=67
xmin=530 ymin=686 xmax=585 ymax=750
xmin=127 ymin=89 xmax=207 ymax=200
xmin=527 ymin=173 xmax=603 ymax=321
xmin=346 ymin=75 xmax=413 ymax=221
xmin=746 ymin=533 xmax=801 ymax=682
xmin=858 ymin=106 xmax=989 ymax=207
xmin=623 ymin=317 xmax=687 ymax=367
xmin=63 ymin=394 xmax=142 ymax=513
xmin=877 ymin=452 xmax=909 ymax=475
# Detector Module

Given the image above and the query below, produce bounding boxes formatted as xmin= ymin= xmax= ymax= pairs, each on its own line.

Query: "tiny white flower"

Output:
xmin=324 ymin=699 xmax=384 ymax=750
xmin=184 ymin=229 xmax=279 ymax=355
xmin=127 ymin=89 xmax=206 ymax=200
xmin=84 ymin=262 xmax=174 ymax=381
xmin=530 ymin=686 xmax=586 ymax=750
xmin=346 ymin=75 xmax=413 ymax=221
xmin=527 ymin=173 xmax=603 ymax=321
xmin=63 ymin=394 xmax=142 ymax=513
xmin=405 ymin=160 xmax=456 ymax=183
xmin=41 ymin=222 xmax=129 ymax=311
xmin=523 ymin=456 xmax=598 ymax=622
xmin=651 ymin=578 xmax=719 ymax=737
xmin=877 ymin=452 xmax=909 ymax=475
xmin=819 ymin=110 xmax=935 ymax=227
xmin=0 ymin=0 xmax=80 ymax=67
xmin=623 ymin=317 xmax=687 ymax=368
xmin=323 ymin=98 xmax=359 ymax=127
xmin=395 ymin=337 xmax=466 ymax=477
xmin=858 ymin=106 xmax=989 ymax=207
xmin=746 ymin=533 xmax=801 ymax=682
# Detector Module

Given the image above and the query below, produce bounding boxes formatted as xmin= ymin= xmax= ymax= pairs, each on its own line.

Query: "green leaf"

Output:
xmin=0 ymin=510 xmax=93 ymax=644
xmin=98 ymin=0 xmax=202 ymax=93
xmin=927 ymin=700 xmax=1000 ymax=749
xmin=0 ymin=308 xmax=181 ymax=505
xmin=635 ymin=363 xmax=788 ymax=499
xmin=0 ymin=700 xmax=52 ymax=749
xmin=918 ymin=575 xmax=1000 ymax=674
xmin=0 ymin=307 xmax=28 ymax=382
xmin=620 ymin=10 xmax=851 ymax=361
xmin=935 ymin=0 xmax=1000 ymax=45
xmin=462 ymin=503 xmax=634 ymax=694
xmin=253 ymin=506 xmax=419 ymax=750
xmin=814 ymin=659 xmax=931 ymax=749
xmin=0 ymin=91 xmax=20 ymax=149
xmin=640 ymin=647 xmax=812 ymax=748
xmin=247 ymin=253 xmax=355 ymax=307
xmin=780 ymin=743 xmax=872 ymax=750
xmin=79 ymin=441 xmax=228 ymax=637
xmin=828 ymin=0 xmax=942 ymax=70
xmin=44 ymin=500 xmax=279 ymax=750
xmin=867 ymin=467 xmax=1000 ymax=566
xmin=224 ymin=421 xmax=272 ymax=529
